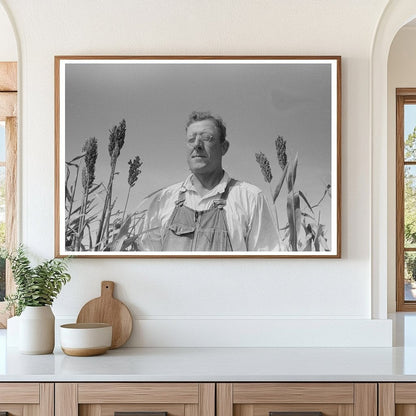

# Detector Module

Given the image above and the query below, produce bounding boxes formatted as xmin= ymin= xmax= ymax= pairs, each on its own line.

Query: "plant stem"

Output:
xmin=122 ymin=185 xmax=132 ymax=224
xmin=75 ymin=170 xmax=91 ymax=251
xmin=291 ymin=187 xmax=297 ymax=251
xmin=66 ymin=163 xmax=80 ymax=233
xmin=269 ymin=183 xmax=282 ymax=249
xmin=95 ymin=159 xmax=116 ymax=250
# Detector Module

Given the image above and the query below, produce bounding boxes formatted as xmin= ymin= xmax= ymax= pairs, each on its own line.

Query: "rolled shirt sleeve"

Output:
xmin=245 ymin=191 xmax=280 ymax=251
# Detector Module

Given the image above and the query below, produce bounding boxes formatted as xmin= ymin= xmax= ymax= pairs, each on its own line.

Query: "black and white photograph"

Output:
xmin=55 ymin=56 xmax=341 ymax=258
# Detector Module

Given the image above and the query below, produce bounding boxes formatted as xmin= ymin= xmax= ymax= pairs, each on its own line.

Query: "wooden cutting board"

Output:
xmin=76 ymin=281 xmax=133 ymax=349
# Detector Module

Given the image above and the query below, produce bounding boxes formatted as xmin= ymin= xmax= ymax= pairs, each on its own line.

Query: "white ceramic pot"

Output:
xmin=60 ymin=323 xmax=112 ymax=356
xmin=19 ymin=305 xmax=55 ymax=354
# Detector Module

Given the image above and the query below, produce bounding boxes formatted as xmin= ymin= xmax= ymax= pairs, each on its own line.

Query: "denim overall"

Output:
xmin=161 ymin=179 xmax=236 ymax=251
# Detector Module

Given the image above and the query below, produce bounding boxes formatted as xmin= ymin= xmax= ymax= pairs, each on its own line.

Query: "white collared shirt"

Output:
xmin=138 ymin=172 xmax=280 ymax=252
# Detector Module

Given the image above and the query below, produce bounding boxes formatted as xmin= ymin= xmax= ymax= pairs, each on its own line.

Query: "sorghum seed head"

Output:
xmin=255 ymin=152 xmax=273 ymax=183
xmin=128 ymin=155 xmax=143 ymax=187
xmin=108 ymin=119 xmax=126 ymax=159
xmin=82 ymin=137 xmax=98 ymax=190
xmin=275 ymin=135 xmax=287 ymax=170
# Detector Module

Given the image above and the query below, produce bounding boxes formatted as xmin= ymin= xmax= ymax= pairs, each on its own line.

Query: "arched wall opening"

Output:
xmin=387 ymin=18 xmax=416 ymax=313
xmin=371 ymin=0 xmax=416 ymax=318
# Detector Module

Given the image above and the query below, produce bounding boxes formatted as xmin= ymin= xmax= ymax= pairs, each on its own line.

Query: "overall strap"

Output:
xmin=213 ymin=178 xmax=237 ymax=209
xmin=221 ymin=178 xmax=237 ymax=200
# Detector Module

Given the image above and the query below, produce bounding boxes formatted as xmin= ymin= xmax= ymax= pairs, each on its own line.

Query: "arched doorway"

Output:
xmin=371 ymin=0 xmax=416 ymax=318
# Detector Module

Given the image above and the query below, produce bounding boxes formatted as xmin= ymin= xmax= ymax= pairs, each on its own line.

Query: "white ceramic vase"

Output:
xmin=6 ymin=315 xmax=20 ymax=347
xmin=19 ymin=305 xmax=55 ymax=354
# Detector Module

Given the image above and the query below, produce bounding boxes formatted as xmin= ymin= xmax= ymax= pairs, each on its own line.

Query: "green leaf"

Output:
xmin=5 ymin=245 xmax=71 ymax=315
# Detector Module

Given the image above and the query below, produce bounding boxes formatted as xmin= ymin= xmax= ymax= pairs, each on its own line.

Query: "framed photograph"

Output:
xmin=55 ymin=56 xmax=341 ymax=258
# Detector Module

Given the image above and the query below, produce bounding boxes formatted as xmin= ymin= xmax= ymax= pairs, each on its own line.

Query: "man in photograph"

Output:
xmin=139 ymin=111 xmax=280 ymax=252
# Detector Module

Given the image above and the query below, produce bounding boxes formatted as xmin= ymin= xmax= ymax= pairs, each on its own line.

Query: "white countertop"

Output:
xmin=3 ymin=313 xmax=416 ymax=382
xmin=2 ymin=345 xmax=416 ymax=382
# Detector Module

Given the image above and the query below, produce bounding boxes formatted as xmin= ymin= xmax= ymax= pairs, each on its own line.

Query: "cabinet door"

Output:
xmin=217 ymin=383 xmax=377 ymax=416
xmin=0 ymin=383 xmax=53 ymax=416
xmin=55 ymin=383 xmax=215 ymax=416
xmin=379 ymin=383 xmax=416 ymax=416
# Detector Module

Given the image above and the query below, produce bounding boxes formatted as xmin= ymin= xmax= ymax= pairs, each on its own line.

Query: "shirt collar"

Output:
xmin=182 ymin=171 xmax=230 ymax=197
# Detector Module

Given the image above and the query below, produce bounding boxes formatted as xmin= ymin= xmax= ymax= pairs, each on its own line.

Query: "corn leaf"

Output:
xmin=287 ymin=153 xmax=298 ymax=193
xmin=301 ymin=222 xmax=314 ymax=251
xmin=303 ymin=238 xmax=312 ymax=251
xmin=299 ymin=190 xmax=314 ymax=214
xmin=318 ymin=235 xmax=330 ymax=251
xmin=301 ymin=212 xmax=315 ymax=221
xmin=287 ymin=191 xmax=301 ymax=251
xmin=314 ymin=224 xmax=323 ymax=251
xmin=108 ymin=216 xmax=132 ymax=251
xmin=65 ymin=185 xmax=73 ymax=203
xmin=315 ymin=224 xmax=329 ymax=251
xmin=273 ymin=163 xmax=288 ymax=203
xmin=66 ymin=154 xmax=85 ymax=164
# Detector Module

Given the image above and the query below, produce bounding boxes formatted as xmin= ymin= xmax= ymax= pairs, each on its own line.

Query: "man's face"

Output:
xmin=186 ymin=119 xmax=229 ymax=176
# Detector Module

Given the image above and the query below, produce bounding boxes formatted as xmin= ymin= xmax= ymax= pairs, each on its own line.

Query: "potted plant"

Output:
xmin=4 ymin=246 xmax=71 ymax=354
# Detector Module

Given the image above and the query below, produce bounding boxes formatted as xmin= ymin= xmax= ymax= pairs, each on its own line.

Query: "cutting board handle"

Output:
xmin=101 ymin=281 xmax=115 ymax=298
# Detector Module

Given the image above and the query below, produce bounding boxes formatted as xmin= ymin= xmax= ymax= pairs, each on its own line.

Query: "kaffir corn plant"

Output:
xmin=75 ymin=137 xmax=98 ymax=251
xmin=95 ymin=119 xmax=127 ymax=249
xmin=122 ymin=155 xmax=143 ymax=223
xmin=65 ymin=119 xmax=147 ymax=252
xmin=255 ymin=134 xmax=330 ymax=252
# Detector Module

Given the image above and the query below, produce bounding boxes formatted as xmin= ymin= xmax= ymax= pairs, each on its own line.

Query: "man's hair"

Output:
xmin=186 ymin=111 xmax=227 ymax=143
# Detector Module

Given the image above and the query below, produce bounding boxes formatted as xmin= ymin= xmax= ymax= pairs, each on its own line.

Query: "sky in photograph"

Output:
xmin=64 ymin=60 xmax=334 ymax=245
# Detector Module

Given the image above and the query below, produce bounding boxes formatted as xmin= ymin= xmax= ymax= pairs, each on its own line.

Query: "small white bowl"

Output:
xmin=60 ymin=323 xmax=112 ymax=356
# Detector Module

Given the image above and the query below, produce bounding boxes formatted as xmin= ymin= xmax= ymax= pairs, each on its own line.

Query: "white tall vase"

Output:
xmin=19 ymin=306 xmax=55 ymax=354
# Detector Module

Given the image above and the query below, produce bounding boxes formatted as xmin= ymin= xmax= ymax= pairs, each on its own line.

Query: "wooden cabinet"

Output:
xmin=0 ymin=383 xmax=53 ymax=415
xmin=55 ymin=383 xmax=215 ymax=416
xmin=379 ymin=383 xmax=416 ymax=416
xmin=0 ymin=381 xmax=409 ymax=416
xmin=217 ymin=383 xmax=377 ymax=416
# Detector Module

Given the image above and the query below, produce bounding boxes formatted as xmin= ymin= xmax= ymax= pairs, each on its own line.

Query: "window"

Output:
xmin=396 ymin=88 xmax=416 ymax=311
xmin=0 ymin=62 xmax=17 ymax=326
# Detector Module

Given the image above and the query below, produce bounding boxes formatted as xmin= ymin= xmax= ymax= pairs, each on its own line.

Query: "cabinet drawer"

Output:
xmin=78 ymin=383 xmax=200 ymax=403
xmin=217 ymin=383 xmax=376 ymax=416
xmin=0 ymin=383 xmax=53 ymax=416
xmin=56 ymin=383 xmax=215 ymax=416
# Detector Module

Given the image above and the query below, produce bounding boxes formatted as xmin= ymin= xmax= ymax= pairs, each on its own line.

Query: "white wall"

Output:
xmin=0 ymin=0 xmax=394 ymax=347
xmin=0 ymin=3 xmax=16 ymax=61
xmin=387 ymin=26 xmax=416 ymax=312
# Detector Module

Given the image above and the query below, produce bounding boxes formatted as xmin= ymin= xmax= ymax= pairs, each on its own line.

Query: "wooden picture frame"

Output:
xmin=55 ymin=56 xmax=341 ymax=258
